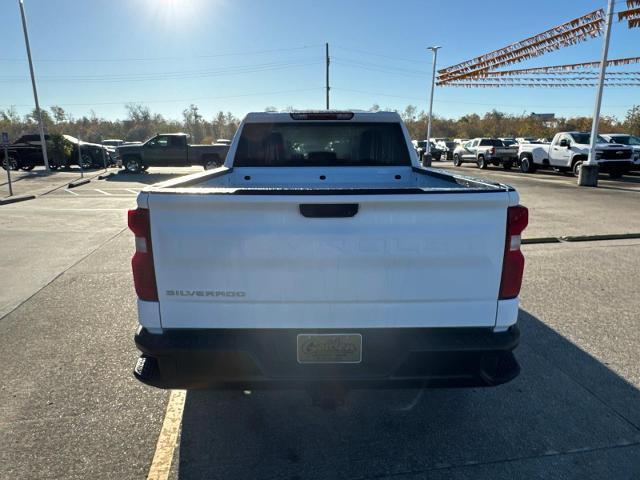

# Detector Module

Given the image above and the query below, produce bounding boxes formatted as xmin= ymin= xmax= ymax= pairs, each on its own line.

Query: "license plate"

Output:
xmin=297 ymin=334 xmax=362 ymax=364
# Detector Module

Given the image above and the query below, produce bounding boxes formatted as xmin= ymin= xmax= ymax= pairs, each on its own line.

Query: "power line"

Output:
xmin=0 ymin=87 xmax=325 ymax=108
xmin=331 ymin=59 xmax=427 ymax=78
xmin=332 ymin=56 xmax=429 ymax=75
xmin=331 ymin=86 xmax=632 ymax=109
xmin=0 ymin=44 xmax=323 ymax=63
xmin=332 ymin=45 xmax=417 ymax=64
xmin=0 ymin=60 xmax=323 ymax=83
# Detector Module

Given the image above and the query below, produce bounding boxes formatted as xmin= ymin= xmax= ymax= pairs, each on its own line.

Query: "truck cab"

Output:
xmin=143 ymin=134 xmax=188 ymax=167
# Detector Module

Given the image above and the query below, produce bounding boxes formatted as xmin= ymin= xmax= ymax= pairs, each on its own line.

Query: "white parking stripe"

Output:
xmin=64 ymin=189 xmax=80 ymax=196
xmin=126 ymin=189 xmax=140 ymax=194
xmin=94 ymin=189 xmax=113 ymax=196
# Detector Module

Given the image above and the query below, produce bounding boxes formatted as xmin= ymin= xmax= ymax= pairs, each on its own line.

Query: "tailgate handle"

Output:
xmin=299 ymin=203 xmax=359 ymax=218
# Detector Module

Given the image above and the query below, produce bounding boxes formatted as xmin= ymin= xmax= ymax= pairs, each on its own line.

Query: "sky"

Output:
xmin=1 ymin=0 xmax=639 ymax=122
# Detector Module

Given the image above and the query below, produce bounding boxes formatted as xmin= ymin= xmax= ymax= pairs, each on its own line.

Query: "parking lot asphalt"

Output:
xmin=1 ymin=165 xmax=639 ymax=479
xmin=435 ymin=162 xmax=640 ymax=239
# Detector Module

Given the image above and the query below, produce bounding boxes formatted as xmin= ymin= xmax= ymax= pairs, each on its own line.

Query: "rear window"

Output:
xmin=609 ymin=135 xmax=640 ymax=145
xmin=234 ymin=122 xmax=411 ymax=167
xmin=479 ymin=139 xmax=504 ymax=147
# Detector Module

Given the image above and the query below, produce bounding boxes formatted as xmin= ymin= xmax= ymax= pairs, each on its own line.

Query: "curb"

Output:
xmin=522 ymin=237 xmax=561 ymax=244
xmin=523 ymin=233 xmax=640 ymax=245
xmin=560 ymin=232 xmax=640 ymax=242
xmin=0 ymin=194 xmax=36 ymax=206
xmin=97 ymin=172 xmax=115 ymax=180
xmin=68 ymin=178 xmax=91 ymax=189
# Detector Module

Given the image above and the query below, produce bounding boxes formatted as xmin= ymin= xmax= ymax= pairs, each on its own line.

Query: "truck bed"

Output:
xmin=148 ymin=165 xmax=511 ymax=193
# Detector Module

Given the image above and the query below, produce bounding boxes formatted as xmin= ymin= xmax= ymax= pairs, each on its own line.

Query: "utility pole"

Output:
xmin=325 ymin=43 xmax=330 ymax=110
xmin=18 ymin=0 xmax=50 ymax=172
xmin=579 ymin=0 xmax=614 ymax=187
xmin=77 ymin=140 xmax=84 ymax=179
xmin=3 ymin=133 xmax=13 ymax=197
xmin=425 ymin=46 xmax=441 ymax=166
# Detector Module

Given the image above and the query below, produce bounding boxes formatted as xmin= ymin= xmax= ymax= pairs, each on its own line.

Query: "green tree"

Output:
xmin=624 ymin=105 xmax=640 ymax=135
xmin=50 ymin=106 xmax=67 ymax=123
xmin=182 ymin=104 xmax=203 ymax=143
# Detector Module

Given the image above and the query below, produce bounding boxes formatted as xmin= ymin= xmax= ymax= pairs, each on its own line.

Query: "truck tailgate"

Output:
xmin=147 ymin=192 xmax=509 ymax=329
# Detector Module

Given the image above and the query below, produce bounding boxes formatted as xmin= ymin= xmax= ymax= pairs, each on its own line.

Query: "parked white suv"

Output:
xmin=129 ymin=111 xmax=527 ymax=397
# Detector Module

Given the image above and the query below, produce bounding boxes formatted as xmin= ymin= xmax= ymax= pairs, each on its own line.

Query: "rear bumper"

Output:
xmin=134 ymin=326 xmax=520 ymax=390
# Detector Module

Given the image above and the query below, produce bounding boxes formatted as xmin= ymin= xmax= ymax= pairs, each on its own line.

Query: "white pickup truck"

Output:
xmin=129 ymin=111 xmax=528 ymax=396
xmin=517 ymin=132 xmax=633 ymax=177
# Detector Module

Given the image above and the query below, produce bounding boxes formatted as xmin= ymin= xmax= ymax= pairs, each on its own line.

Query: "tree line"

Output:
xmin=0 ymin=104 xmax=240 ymax=145
xmin=395 ymin=104 xmax=640 ymax=140
xmin=1 ymin=103 xmax=639 ymax=145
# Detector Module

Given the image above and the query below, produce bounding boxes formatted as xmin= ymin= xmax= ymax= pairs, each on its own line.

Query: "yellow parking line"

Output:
xmin=147 ymin=389 xmax=187 ymax=480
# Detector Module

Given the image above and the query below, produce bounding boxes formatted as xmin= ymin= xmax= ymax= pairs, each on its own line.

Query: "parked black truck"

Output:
xmin=2 ymin=134 xmax=115 ymax=171
xmin=116 ymin=133 xmax=230 ymax=173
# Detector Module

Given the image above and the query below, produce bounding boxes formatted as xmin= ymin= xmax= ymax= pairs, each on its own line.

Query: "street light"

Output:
xmin=18 ymin=0 xmax=50 ymax=172
xmin=578 ymin=0 xmax=614 ymax=187
xmin=425 ymin=46 xmax=441 ymax=167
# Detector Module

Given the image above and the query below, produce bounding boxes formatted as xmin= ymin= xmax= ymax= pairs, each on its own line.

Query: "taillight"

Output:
xmin=489 ymin=147 xmax=496 ymax=155
xmin=128 ymin=208 xmax=158 ymax=301
xmin=499 ymin=205 xmax=528 ymax=300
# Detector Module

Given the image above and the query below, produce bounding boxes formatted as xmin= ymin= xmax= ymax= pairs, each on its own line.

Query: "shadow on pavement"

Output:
xmin=595 ymin=184 xmax=640 ymax=193
xmin=176 ymin=310 xmax=640 ymax=479
xmin=103 ymin=170 xmax=193 ymax=185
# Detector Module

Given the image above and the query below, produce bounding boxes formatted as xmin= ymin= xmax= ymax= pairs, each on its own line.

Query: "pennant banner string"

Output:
xmin=442 ymin=82 xmax=640 ymax=88
xmin=437 ymin=10 xmax=604 ymax=82
xmin=470 ymin=57 xmax=640 ymax=77
xmin=438 ymin=20 xmax=604 ymax=83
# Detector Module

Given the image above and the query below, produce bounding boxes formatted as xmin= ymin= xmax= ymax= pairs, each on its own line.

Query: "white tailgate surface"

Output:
xmin=149 ymin=192 xmax=508 ymax=329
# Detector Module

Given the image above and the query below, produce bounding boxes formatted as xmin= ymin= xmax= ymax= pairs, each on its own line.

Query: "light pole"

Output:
xmin=325 ymin=43 xmax=330 ymax=110
xmin=425 ymin=46 xmax=441 ymax=167
xmin=18 ymin=0 xmax=50 ymax=172
xmin=579 ymin=0 xmax=614 ymax=187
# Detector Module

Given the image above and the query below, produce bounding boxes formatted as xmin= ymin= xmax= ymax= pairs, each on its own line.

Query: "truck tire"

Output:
xmin=453 ymin=154 xmax=462 ymax=166
xmin=477 ymin=156 xmax=488 ymax=169
xmin=609 ymin=169 xmax=624 ymax=179
xmin=123 ymin=156 xmax=142 ymax=173
xmin=519 ymin=154 xmax=537 ymax=173
xmin=502 ymin=161 xmax=513 ymax=170
xmin=20 ymin=164 xmax=35 ymax=171
xmin=572 ymin=159 xmax=584 ymax=177
xmin=2 ymin=156 xmax=18 ymax=171
xmin=79 ymin=153 xmax=94 ymax=170
xmin=202 ymin=154 xmax=221 ymax=170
